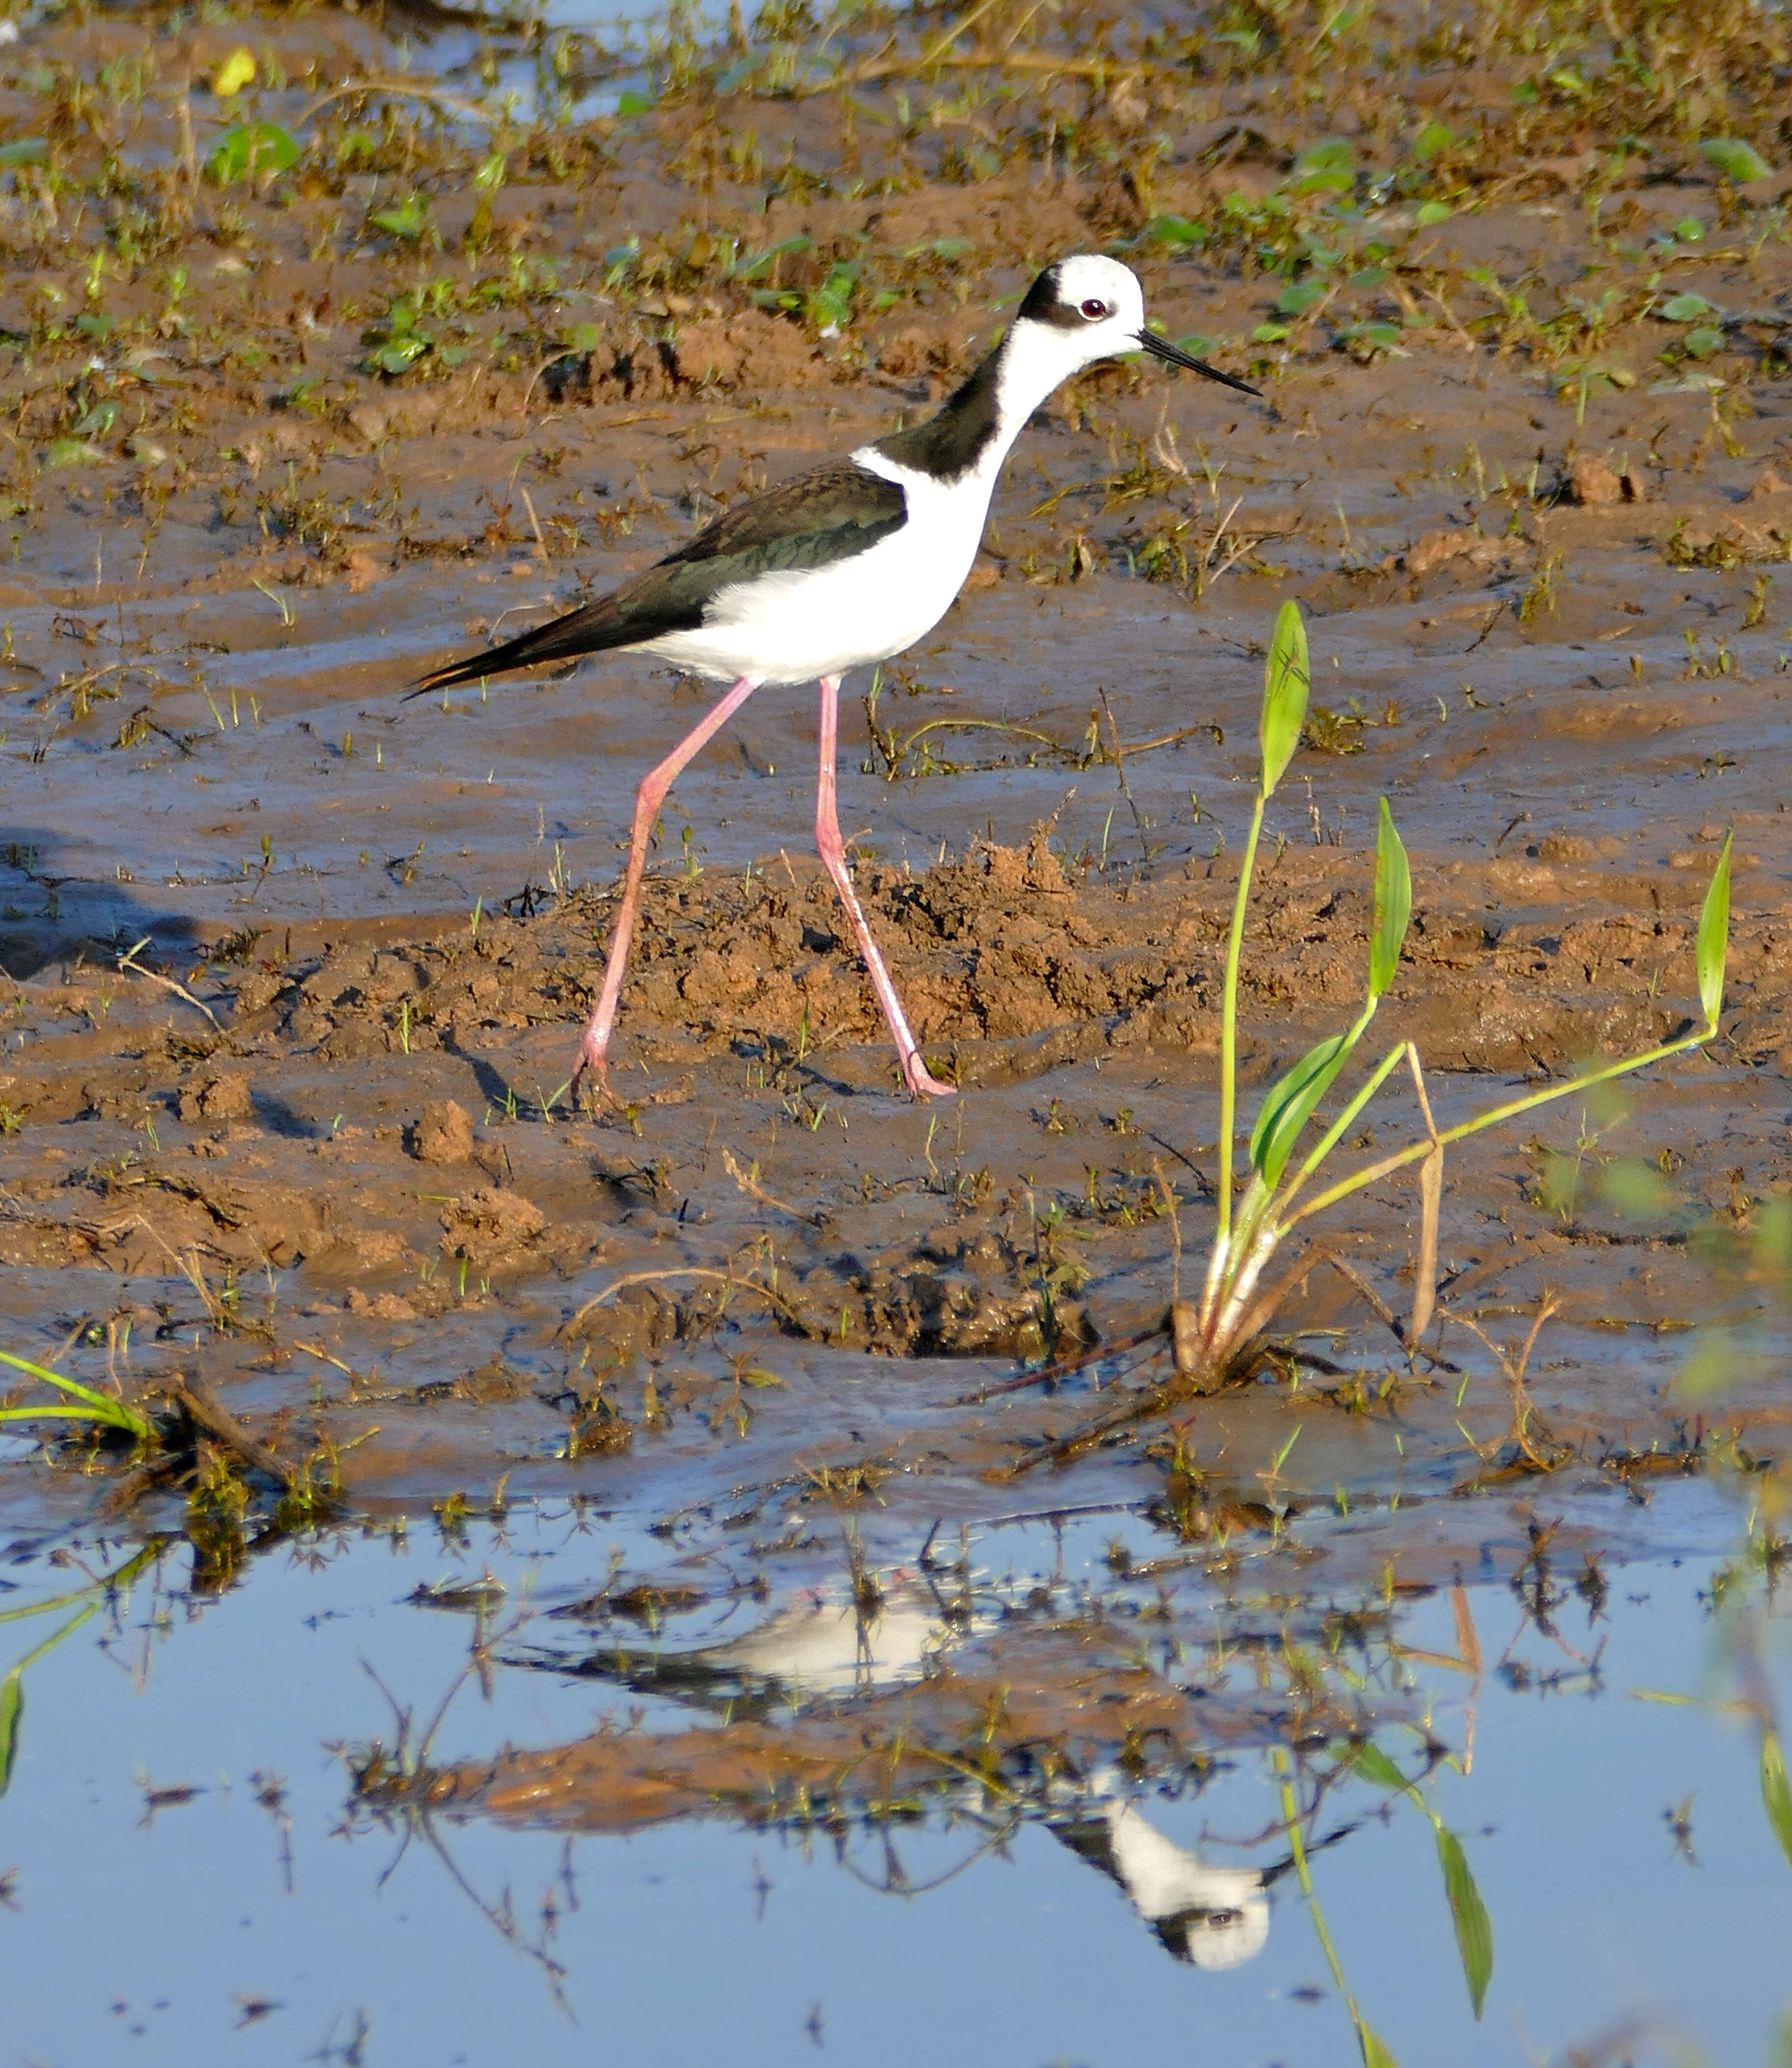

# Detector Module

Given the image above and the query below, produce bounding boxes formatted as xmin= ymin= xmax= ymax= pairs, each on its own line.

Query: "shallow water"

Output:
xmin=7 ymin=7 xmax=1792 ymax=2059
xmin=3 ymin=1478 xmax=1788 ymax=2067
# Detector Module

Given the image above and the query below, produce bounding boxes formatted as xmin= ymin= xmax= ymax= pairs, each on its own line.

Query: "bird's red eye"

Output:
xmin=1080 ymin=297 xmax=1110 ymax=320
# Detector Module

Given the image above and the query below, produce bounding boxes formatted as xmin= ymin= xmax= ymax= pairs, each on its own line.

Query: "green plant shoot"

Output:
xmin=1697 ymin=830 xmax=1732 ymax=1033
xmin=1183 ymin=600 xmax=1734 ymax=1387
xmin=0 ymin=1348 xmax=154 ymax=1442
xmin=1260 ymin=598 xmax=1310 ymax=794
xmin=1370 ymin=798 xmax=1411 ymax=1001
xmin=1217 ymin=601 xmax=1311 ymax=1251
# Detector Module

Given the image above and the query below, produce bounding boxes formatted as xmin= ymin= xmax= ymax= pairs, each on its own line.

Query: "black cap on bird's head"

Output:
xmin=1014 ymin=255 xmax=1261 ymax=397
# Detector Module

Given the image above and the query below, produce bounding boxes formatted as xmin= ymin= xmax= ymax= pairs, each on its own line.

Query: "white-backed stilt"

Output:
xmin=412 ymin=253 xmax=1259 ymax=1105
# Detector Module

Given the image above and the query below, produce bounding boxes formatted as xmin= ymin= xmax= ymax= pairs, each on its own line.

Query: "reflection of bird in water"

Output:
xmin=698 ymin=1579 xmax=964 ymax=1697
xmin=534 ymin=1566 xmax=1368 ymax=1977
xmin=542 ymin=1572 xmax=974 ymax=1709
xmin=1052 ymin=1795 xmax=1270 ymax=1969
xmin=412 ymin=254 xmax=1257 ymax=1106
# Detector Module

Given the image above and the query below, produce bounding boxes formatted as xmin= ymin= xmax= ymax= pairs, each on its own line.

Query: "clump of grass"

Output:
xmin=0 ymin=1347 xmax=154 ymax=1443
xmin=1182 ymin=600 xmax=1733 ymax=1383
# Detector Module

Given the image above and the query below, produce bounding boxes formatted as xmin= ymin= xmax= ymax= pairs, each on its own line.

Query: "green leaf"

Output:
xmin=0 ymin=138 xmax=48 ymax=167
xmin=1259 ymin=598 xmax=1310 ymax=797
xmin=372 ymin=337 xmax=430 ymax=374
xmin=614 ymin=88 xmax=657 ymax=117
xmin=1696 ymin=830 xmax=1733 ymax=1032
xmin=1293 ymin=137 xmax=1356 ymax=193
xmin=1415 ymin=200 xmax=1453 ymax=226
xmin=1763 ymin=1731 xmax=1792 ymax=1868
xmin=1357 ymin=2018 xmax=1401 ymax=2068
xmin=0 ymin=1672 xmax=19 ymax=1797
xmin=369 ymin=193 xmax=430 ymax=241
xmin=205 ymin=121 xmax=299 ymax=185
xmin=43 ymin=437 xmax=102 ymax=469
xmin=1144 ymin=213 xmax=1206 ymax=248
xmin=733 ymin=233 xmax=813 ymax=282
xmin=1369 ymin=798 xmax=1412 ymax=1000
xmin=474 ymin=151 xmax=506 ymax=192
xmin=1351 ymin=1739 xmax=1411 ymax=1792
xmin=1436 ymin=1826 xmax=1495 ymax=2018
xmin=1660 ymin=291 xmax=1717 ymax=322
xmin=1276 ymin=279 xmax=1326 ymax=317
xmin=1701 ymin=137 xmax=1772 ymax=184
xmin=1411 ymin=120 xmax=1455 ymax=163
xmin=1682 ymin=325 xmax=1725 ymax=360
xmin=1250 ymin=1029 xmax=1356 ymax=1186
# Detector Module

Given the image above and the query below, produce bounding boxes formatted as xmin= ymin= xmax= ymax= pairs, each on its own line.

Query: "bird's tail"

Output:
xmin=406 ymin=598 xmax=631 ymax=701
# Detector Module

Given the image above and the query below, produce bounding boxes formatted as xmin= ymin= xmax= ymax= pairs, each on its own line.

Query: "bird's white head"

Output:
xmin=1009 ymin=253 xmax=1259 ymax=397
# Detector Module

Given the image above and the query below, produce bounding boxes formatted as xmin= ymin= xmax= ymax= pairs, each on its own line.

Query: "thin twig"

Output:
xmin=1097 ymin=687 xmax=1152 ymax=867
xmin=564 ymin=1266 xmax=803 ymax=1333
xmin=951 ymin=1323 xmax=1168 ymax=1405
xmin=171 ymin=1373 xmax=295 ymax=1490
xmin=116 ymin=937 xmax=223 ymax=1032
xmin=720 ymin=1148 xmax=821 ymax=1225
xmin=518 ymin=486 xmax=549 ymax=561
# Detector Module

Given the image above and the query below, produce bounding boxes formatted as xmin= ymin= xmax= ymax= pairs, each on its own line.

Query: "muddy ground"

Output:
xmin=4 ymin=0 xmax=1792 ymax=1825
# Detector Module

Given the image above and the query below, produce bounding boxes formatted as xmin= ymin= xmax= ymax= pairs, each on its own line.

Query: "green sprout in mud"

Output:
xmin=1185 ymin=600 xmax=1734 ymax=1384
xmin=0 ymin=1346 xmax=154 ymax=1443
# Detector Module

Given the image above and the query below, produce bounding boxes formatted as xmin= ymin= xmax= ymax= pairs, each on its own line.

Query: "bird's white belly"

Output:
xmin=641 ymin=460 xmax=993 ymax=686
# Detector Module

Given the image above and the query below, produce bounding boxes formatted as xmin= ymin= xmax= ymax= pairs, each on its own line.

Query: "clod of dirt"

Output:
xmin=1566 ymin=453 xmax=1645 ymax=506
xmin=1536 ymin=833 xmax=1624 ymax=862
xmin=179 ymin=1075 xmax=253 ymax=1125
xmin=1400 ymin=528 xmax=1507 ymax=576
xmin=345 ymin=1289 xmax=419 ymax=1321
xmin=440 ymin=1187 xmax=546 ymax=1265
xmin=409 ymin=1100 xmax=476 ymax=1165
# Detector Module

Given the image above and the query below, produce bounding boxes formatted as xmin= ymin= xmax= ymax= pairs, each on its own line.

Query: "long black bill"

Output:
xmin=1135 ymin=329 xmax=1261 ymax=397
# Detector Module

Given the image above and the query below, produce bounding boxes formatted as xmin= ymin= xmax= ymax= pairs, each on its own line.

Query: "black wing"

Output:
xmin=410 ymin=459 xmax=907 ymax=696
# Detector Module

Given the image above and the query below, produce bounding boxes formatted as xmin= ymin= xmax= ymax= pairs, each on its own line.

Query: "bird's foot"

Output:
xmin=901 ymin=1052 xmax=958 ymax=1100
xmin=568 ymin=1034 xmax=615 ymax=1114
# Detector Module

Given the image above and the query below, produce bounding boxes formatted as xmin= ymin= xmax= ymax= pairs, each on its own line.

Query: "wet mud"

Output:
xmin=4 ymin=5 xmax=1792 ymax=2052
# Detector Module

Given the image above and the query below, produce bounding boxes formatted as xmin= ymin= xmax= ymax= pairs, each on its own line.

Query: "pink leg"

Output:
xmin=571 ymin=674 xmax=759 ymax=1106
xmin=814 ymin=674 xmax=956 ymax=1100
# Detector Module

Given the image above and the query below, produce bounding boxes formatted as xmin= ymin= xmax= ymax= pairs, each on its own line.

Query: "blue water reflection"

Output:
xmin=0 ymin=1489 xmax=1788 ymax=2066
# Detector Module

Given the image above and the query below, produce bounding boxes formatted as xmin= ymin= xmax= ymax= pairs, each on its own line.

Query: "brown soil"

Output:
xmin=3 ymin=0 xmax=1791 ymax=1797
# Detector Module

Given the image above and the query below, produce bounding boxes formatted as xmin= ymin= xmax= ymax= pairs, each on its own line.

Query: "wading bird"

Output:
xmin=413 ymin=254 xmax=1259 ymax=1105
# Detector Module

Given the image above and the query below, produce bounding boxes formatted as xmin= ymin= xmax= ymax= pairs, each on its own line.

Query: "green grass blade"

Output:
xmin=1280 ymin=1026 xmax=1711 ymax=1237
xmin=1250 ymin=1026 xmax=1361 ymax=1188
xmin=1357 ymin=2021 xmax=1401 ymax=2068
xmin=0 ymin=1671 xmax=19 ymax=1797
xmin=1350 ymin=1740 xmax=1413 ymax=1794
xmin=0 ymin=1347 xmax=152 ymax=1440
xmin=1260 ymin=599 xmax=1310 ymax=799
xmin=0 ymin=1405 xmax=140 ymax=1426
xmin=1369 ymin=798 xmax=1411 ymax=1000
xmin=1764 ymin=1732 xmax=1792 ymax=1869
xmin=1436 ymin=1826 xmax=1495 ymax=2018
xmin=1697 ymin=831 xmax=1733 ymax=1033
